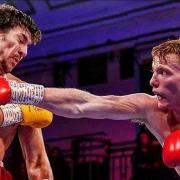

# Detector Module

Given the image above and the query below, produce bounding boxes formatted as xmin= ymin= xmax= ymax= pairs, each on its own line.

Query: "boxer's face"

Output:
xmin=150 ymin=53 xmax=180 ymax=110
xmin=0 ymin=26 xmax=31 ymax=75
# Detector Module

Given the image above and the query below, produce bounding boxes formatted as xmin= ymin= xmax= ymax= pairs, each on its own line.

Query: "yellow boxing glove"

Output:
xmin=20 ymin=105 xmax=53 ymax=128
xmin=0 ymin=104 xmax=53 ymax=128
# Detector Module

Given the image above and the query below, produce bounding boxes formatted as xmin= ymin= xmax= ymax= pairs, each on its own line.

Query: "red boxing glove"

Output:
xmin=0 ymin=76 xmax=44 ymax=105
xmin=0 ymin=76 xmax=11 ymax=104
xmin=162 ymin=130 xmax=180 ymax=168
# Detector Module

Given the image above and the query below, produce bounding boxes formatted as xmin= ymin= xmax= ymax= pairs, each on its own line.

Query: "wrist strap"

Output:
xmin=9 ymin=81 xmax=44 ymax=105
xmin=0 ymin=104 xmax=22 ymax=127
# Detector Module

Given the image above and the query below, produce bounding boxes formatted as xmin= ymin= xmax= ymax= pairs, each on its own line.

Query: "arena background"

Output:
xmin=1 ymin=1 xmax=180 ymax=179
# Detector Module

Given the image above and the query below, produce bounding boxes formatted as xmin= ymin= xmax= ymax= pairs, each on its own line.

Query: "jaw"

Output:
xmin=158 ymin=97 xmax=180 ymax=112
xmin=156 ymin=96 xmax=169 ymax=111
xmin=2 ymin=58 xmax=19 ymax=74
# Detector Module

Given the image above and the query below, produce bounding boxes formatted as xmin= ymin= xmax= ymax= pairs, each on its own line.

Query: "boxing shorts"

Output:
xmin=0 ymin=161 xmax=12 ymax=180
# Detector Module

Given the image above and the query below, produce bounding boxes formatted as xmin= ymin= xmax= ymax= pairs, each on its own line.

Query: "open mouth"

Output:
xmin=153 ymin=91 xmax=165 ymax=100
xmin=156 ymin=95 xmax=164 ymax=100
xmin=154 ymin=93 xmax=166 ymax=101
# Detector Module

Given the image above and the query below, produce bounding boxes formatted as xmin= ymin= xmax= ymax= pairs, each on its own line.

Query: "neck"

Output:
xmin=172 ymin=106 xmax=180 ymax=121
xmin=168 ymin=109 xmax=180 ymax=131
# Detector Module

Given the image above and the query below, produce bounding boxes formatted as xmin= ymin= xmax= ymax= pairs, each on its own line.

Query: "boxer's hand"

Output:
xmin=20 ymin=105 xmax=53 ymax=128
xmin=0 ymin=104 xmax=53 ymax=128
xmin=0 ymin=76 xmax=44 ymax=105
xmin=162 ymin=130 xmax=180 ymax=168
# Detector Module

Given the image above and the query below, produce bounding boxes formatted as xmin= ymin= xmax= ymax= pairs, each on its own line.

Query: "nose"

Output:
xmin=150 ymin=74 xmax=159 ymax=88
xmin=18 ymin=45 xmax=27 ymax=59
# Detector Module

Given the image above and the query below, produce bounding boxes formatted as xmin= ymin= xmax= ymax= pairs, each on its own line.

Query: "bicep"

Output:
xmin=79 ymin=93 xmax=151 ymax=120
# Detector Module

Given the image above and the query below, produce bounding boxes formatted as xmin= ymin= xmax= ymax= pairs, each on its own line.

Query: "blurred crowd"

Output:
xmin=3 ymin=129 xmax=180 ymax=180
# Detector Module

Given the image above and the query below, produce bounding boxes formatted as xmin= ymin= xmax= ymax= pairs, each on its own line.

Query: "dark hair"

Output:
xmin=0 ymin=4 xmax=41 ymax=44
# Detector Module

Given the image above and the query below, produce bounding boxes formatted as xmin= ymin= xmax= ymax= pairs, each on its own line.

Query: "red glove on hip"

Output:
xmin=163 ymin=130 xmax=180 ymax=168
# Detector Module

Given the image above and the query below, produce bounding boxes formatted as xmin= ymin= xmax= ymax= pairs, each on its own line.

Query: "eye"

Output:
xmin=18 ymin=37 xmax=25 ymax=44
xmin=150 ymin=69 xmax=154 ymax=75
xmin=162 ymin=71 xmax=167 ymax=76
xmin=158 ymin=69 xmax=169 ymax=76
xmin=17 ymin=34 xmax=28 ymax=45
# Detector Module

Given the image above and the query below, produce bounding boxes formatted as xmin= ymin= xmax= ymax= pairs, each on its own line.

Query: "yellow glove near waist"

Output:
xmin=20 ymin=105 xmax=53 ymax=128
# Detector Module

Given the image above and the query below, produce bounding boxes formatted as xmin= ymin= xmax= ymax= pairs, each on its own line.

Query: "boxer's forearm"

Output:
xmin=39 ymin=88 xmax=97 ymax=118
xmin=39 ymin=88 xmax=146 ymax=120
xmin=19 ymin=127 xmax=54 ymax=180
xmin=0 ymin=77 xmax=147 ymax=120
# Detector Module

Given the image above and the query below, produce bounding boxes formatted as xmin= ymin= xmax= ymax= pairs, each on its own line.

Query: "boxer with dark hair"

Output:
xmin=0 ymin=4 xmax=53 ymax=180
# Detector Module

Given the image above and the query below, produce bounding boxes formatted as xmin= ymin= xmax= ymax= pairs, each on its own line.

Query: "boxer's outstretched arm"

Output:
xmin=1 ymin=74 xmax=152 ymax=122
xmin=40 ymin=88 xmax=152 ymax=121
xmin=18 ymin=126 xmax=53 ymax=180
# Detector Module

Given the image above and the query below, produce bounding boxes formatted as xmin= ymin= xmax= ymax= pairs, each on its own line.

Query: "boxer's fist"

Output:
xmin=20 ymin=105 xmax=53 ymax=128
xmin=0 ymin=76 xmax=11 ymax=104
xmin=0 ymin=76 xmax=44 ymax=105
xmin=163 ymin=130 xmax=180 ymax=168
xmin=0 ymin=104 xmax=53 ymax=128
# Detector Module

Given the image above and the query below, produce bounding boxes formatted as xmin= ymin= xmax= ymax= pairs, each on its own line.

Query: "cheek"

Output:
xmin=165 ymin=79 xmax=180 ymax=93
xmin=0 ymin=40 xmax=15 ymax=50
xmin=0 ymin=44 xmax=7 ymax=56
xmin=0 ymin=42 xmax=15 ymax=58
xmin=0 ymin=49 xmax=6 ymax=60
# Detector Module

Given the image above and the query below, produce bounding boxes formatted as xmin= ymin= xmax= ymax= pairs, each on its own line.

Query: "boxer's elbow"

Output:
xmin=68 ymin=102 xmax=100 ymax=119
xmin=65 ymin=104 xmax=85 ymax=118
